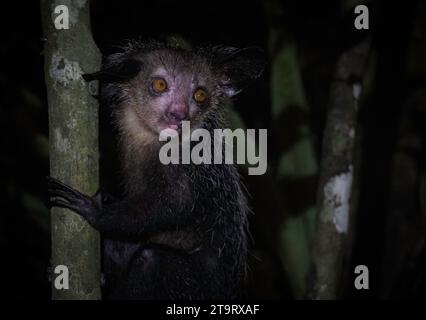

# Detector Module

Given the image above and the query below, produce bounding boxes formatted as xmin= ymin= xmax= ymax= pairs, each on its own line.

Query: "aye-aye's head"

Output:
xmin=83 ymin=41 xmax=265 ymax=138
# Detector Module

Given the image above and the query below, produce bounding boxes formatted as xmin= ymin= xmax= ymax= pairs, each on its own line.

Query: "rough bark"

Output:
xmin=41 ymin=0 xmax=102 ymax=299
xmin=307 ymin=39 xmax=371 ymax=299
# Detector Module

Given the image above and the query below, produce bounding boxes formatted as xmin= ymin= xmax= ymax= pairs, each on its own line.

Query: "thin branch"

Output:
xmin=307 ymin=38 xmax=371 ymax=299
xmin=41 ymin=0 xmax=102 ymax=299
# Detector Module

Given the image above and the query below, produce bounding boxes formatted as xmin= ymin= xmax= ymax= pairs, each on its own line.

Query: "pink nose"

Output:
xmin=167 ymin=110 xmax=188 ymax=122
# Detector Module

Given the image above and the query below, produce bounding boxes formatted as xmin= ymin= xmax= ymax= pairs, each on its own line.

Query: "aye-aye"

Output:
xmin=48 ymin=41 xmax=265 ymax=299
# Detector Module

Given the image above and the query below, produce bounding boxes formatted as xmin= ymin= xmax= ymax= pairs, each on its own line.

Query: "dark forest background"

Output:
xmin=0 ymin=0 xmax=425 ymax=299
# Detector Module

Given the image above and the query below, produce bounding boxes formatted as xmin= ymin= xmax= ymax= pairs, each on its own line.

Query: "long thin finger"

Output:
xmin=48 ymin=187 xmax=74 ymax=201
xmin=46 ymin=176 xmax=83 ymax=197
xmin=50 ymin=197 xmax=81 ymax=213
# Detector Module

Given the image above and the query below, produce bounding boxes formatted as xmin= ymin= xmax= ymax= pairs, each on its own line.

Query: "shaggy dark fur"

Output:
xmin=48 ymin=40 xmax=265 ymax=299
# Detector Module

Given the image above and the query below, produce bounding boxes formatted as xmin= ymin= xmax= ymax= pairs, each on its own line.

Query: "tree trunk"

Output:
xmin=41 ymin=0 xmax=102 ymax=300
xmin=307 ymin=39 xmax=371 ymax=299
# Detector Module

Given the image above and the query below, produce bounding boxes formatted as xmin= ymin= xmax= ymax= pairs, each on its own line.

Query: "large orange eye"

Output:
xmin=194 ymin=88 xmax=207 ymax=103
xmin=152 ymin=78 xmax=167 ymax=93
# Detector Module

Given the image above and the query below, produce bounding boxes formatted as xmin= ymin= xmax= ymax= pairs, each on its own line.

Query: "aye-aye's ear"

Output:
xmin=212 ymin=46 xmax=266 ymax=97
xmin=82 ymin=58 xmax=142 ymax=83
